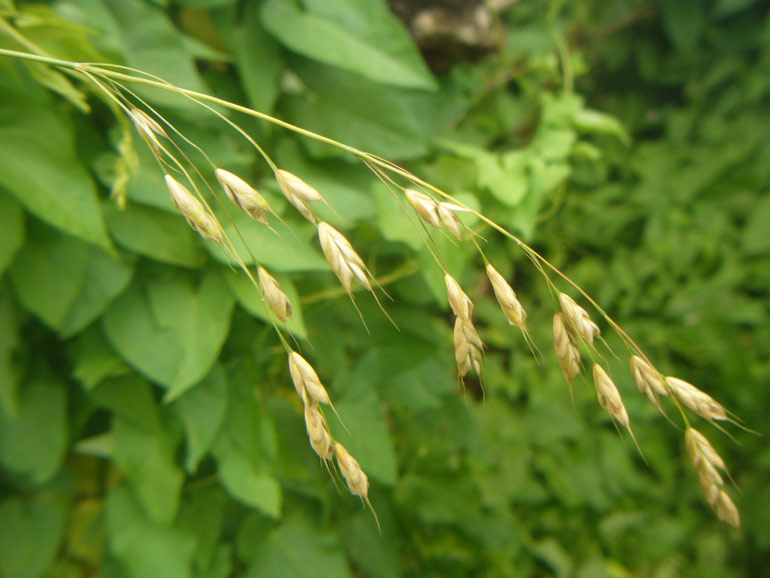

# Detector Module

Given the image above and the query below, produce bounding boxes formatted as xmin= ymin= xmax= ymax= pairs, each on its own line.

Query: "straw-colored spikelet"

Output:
xmin=685 ymin=428 xmax=739 ymax=527
xmin=666 ymin=377 xmax=728 ymax=422
xmin=216 ymin=168 xmax=272 ymax=224
xmin=558 ymin=293 xmax=600 ymax=346
xmin=304 ymin=404 xmax=334 ymax=460
xmin=486 ymin=264 xmax=527 ymax=329
xmin=593 ymin=365 xmax=633 ymax=433
xmin=129 ymin=108 xmax=167 ymax=153
xmin=630 ymin=355 xmax=669 ymax=407
xmin=454 ymin=317 xmax=484 ymax=377
xmin=257 ymin=266 xmax=292 ymax=322
xmin=276 ymin=169 xmax=323 ymax=223
xmin=318 ymin=222 xmax=371 ymax=294
xmin=335 ymin=442 xmax=379 ymax=529
xmin=553 ymin=313 xmax=580 ymax=384
xmin=444 ymin=274 xmax=473 ymax=322
xmin=164 ymin=175 xmax=223 ymax=242
xmin=437 ymin=202 xmax=463 ymax=240
xmin=288 ymin=352 xmax=331 ymax=407
xmin=405 ymin=189 xmax=441 ymax=228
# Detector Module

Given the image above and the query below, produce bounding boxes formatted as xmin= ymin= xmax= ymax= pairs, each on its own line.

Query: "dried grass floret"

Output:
xmin=630 ymin=355 xmax=668 ymax=407
xmin=304 ymin=403 xmax=334 ymax=460
xmin=553 ymin=313 xmax=580 ymax=385
xmin=486 ymin=264 xmax=527 ymax=328
xmin=454 ymin=316 xmax=484 ymax=377
xmin=559 ymin=293 xmax=600 ymax=346
xmin=334 ymin=442 xmax=380 ymax=529
xmin=164 ymin=175 xmax=223 ymax=242
xmin=444 ymin=274 xmax=473 ymax=322
xmin=288 ymin=352 xmax=331 ymax=406
xmin=667 ymin=377 xmax=728 ymax=422
xmin=685 ymin=427 xmax=739 ymax=527
xmin=129 ymin=108 xmax=167 ymax=153
xmin=216 ymin=168 xmax=272 ymax=224
xmin=257 ymin=266 xmax=293 ymax=322
xmin=318 ymin=222 xmax=371 ymax=294
xmin=276 ymin=169 xmax=324 ymax=223
xmin=405 ymin=189 xmax=441 ymax=228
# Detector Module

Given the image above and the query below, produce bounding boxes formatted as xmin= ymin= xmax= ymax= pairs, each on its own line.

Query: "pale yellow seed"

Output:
xmin=318 ymin=222 xmax=371 ymax=293
xmin=164 ymin=175 xmax=223 ymax=242
xmin=715 ymin=491 xmax=740 ymax=528
xmin=558 ymin=293 xmax=600 ymax=346
xmin=334 ymin=442 xmax=369 ymax=498
xmin=666 ymin=377 xmax=728 ymax=421
xmin=437 ymin=202 xmax=463 ymax=240
xmin=129 ymin=108 xmax=167 ymax=153
xmin=404 ymin=189 xmax=441 ymax=228
xmin=304 ymin=404 xmax=334 ymax=460
xmin=257 ymin=266 xmax=293 ymax=322
xmin=276 ymin=169 xmax=322 ymax=223
xmin=444 ymin=274 xmax=473 ymax=322
xmin=553 ymin=313 xmax=580 ymax=384
xmin=630 ymin=355 xmax=668 ymax=407
xmin=216 ymin=168 xmax=272 ymax=224
xmin=485 ymin=264 xmax=527 ymax=328
xmin=454 ymin=316 xmax=483 ymax=377
xmin=593 ymin=365 xmax=630 ymax=428
xmin=288 ymin=352 xmax=331 ymax=407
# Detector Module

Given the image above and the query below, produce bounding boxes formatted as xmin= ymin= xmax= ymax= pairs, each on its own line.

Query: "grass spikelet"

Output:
xmin=553 ymin=313 xmax=580 ymax=387
xmin=304 ymin=403 xmax=334 ymax=460
xmin=685 ymin=427 xmax=740 ymax=527
xmin=405 ymin=189 xmax=441 ymax=228
xmin=444 ymin=274 xmax=473 ymax=322
xmin=257 ymin=266 xmax=293 ymax=323
xmin=559 ymin=292 xmax=601 ymax=346
xmin=163 ymin=175 xmax=223 ymax=243
xmin=276 ymin=169 xmax=324 ymax=223
xmin=454 ymin=316 xmax=484 ymax=378
xmin=318 ymin=222 xmax=371 ymax=294
xmin=630 ymin=355 xmax=668 ymax=407
xmin=288 ymin=351 xmax=346 ymax=429
xmin=437 ymin=202 xmax=463 ymax=240
xmin=216 ymin=168 xmax=272 ymax=224
xmin=334 ymin=442 xmax=380 ymax=531
xmin=667 ymin=377 xmax=728 ymax=422
xmin=128 ymin=108 xmax=166 ymax=153
xmin=593 ymin=365 xmax=641 ymax=453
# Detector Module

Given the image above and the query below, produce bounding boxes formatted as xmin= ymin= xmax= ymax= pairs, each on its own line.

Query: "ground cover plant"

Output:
xmin=0 ymin=0 xmax=769 ymax=577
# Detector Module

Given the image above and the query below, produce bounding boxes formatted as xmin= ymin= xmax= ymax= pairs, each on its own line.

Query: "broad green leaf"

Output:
xmin=328 ymin=389 xmax=397 ymax=485
xmin=0 ymin=192 xmax=25 ymax=276
xmin=70 ymin=326 xmax=129 ymax=391
xmin=260 ymin=0 xmax=435 ymax=91
xmin=173 ymin=365 xmax=228 ymax=472
xmin=212 ymin=434 xmax=281 ymax=518
xmin=103 ymin=0 xmax=209 ymax=110
xmin=0 ymin=285 xmax=19 ymax=416
xmin=0 ymin=497 xmax=66 ymax=578
xmin=572 ymin=109 xmax=630 ymax=146
xmin=0 ymin=378 xmax=68 ymax=485
xmin=245 ymin=516 xmax=352 ymax=578
xmin=283 ymin=61 xmax=464 ymax=160
xmin=743 ymin=193 xmax=770 ymax=255
xmin=107 ymin=484 xmax=195 ymax=578
xmin=207 ymin=210 xmax=327 ymax=272
xmin=92 ymin=374 xmax=160 ymax=430
xmin=13 ymin=4 xmax=105 ymax=61
xmin=660 ymin=0 xmax=704 ymax=52
xmin=27 ymin=62 xmax=90 ymax=112
xmin=104 ymin=202 xmax=206 ymax=268
xmin=0 ymin=68 xmax=111 ymax=250
xmin=9 ymin=225 xmax=133 ymax=336
xmin=103 ymin=269 xmax=234 ymax=400
xmin=113 ymin=409 xmax=184 ymax=524
xmin=342 ymin=508 xmax=402 ymax=578
xmin=176 ymin=486 xmax=227 ymax=575
xmin=225 ymin=268 xmax=307 ymax=338
xmin=232 ymin=0 xmax=284 ymax=114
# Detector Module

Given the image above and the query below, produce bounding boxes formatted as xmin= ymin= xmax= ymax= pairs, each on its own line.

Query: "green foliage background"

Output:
xmin=1 ymin=0 xmax=769 ymax=576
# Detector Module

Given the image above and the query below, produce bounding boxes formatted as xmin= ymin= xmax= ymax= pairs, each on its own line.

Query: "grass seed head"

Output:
xmin=486 ymin=264 xmax=527 ymax=328
xmin=630 ymin=355 xmax=668 ymax=407
xmin=444 ymin=274 xmax=473 ymax=322
xmin=405 ymin=189 xmax=441 ymax=228
xmin=715 ymin=491 xmax=740 ymax=528
xmin=553 ymin=313 xmax=580 ymax=384
xmin=685 ymin=428 xmax=739 ymax=527
xmin=216 ymin=168 xmax=272 ymax=224
xmin=276 ymin=169 xmax=322 ymax=223
xmin=437 ymin=202 xmax=463 ymax=239
xmin=334 ymin=442 xmax=369 ymax=498
xmin=559 ymin=293 xmax=600 ymax=346
xmin=318 ymin=222 xmax=371 ymax=293
xmin=164 ymin=175 xmax=223 ymax=242
xmin=257 ymin=266 xmax=293 ymax=322
xmin=454 ymin=316 xmax=484 ymax=377
xmin=129 ymin=108 xmax=167 ymax=152
xmin=288 ymin=352 xmax=331 ymax=407
xmin=304 ymin=404 xmax=334 ymax=460
xmin=666 ymin=377 xmax=728 ymax=421
xmin=593 ymin=365 xmax=631 ymax=429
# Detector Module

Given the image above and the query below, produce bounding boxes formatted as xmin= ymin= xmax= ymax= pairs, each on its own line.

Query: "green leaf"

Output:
xmin=173 ymin=365 xmax=228 ymax=473
xmin=572 ymin=109 xmax=630 ymax=146
xmin=245 ymin=516 xmax=352 ymax=578
xmin=0 ymin=192 xmax=25 ymax=276
xmin=102 ymin=269 xmax=234 ymax=400
xmin=743 ymin=193 xmax=770 ymax=255
xmin=660 ymin=0 xmax=704 ymax=52
xmin=176 ymin=486 xmax=228 ymax=575
xmin=9 ymin=225 xmax=133 ymax=336
xmin=27 ymin=62 xmax=90 ymax=113
xmin=232 ymin=0 xmax=284 ymax=114
xmin=70 ymin=326 xmax=129 ymax=392
xmin=0 ymin=285 xmax=20 ymax=416
xmin=0 ymin=497 xmax=66 ymax=578
xmin=103 ymin=0 xmax=209 ymax=110
xmin=0 ymin=68 xmax=112 ymax=250
xmin=261 ymin=0 xmax=435 ymax=91
xmin=113 ymin=410 xmax=184 ymax=524
xmin=92 ymin=374 xmax=160 ymax=430
xmin=212 ymin=433 xmax=282 ymax=518
xmin=0 ymin=378 xmax=68 ymax=485
xmin=107 ymin=484 xmax=195 ymax=578
xmin=104 ymin=202 xmax=206 ymax=268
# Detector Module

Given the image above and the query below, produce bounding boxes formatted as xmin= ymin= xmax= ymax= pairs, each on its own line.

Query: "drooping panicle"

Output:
xmin=257 ymin=266 xmax=293 ymax=322
xmin=216 ymin=168 xmax=272 ymax=224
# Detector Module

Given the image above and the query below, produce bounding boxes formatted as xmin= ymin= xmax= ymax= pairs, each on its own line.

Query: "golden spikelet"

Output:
xmin=257 ymin=266 xmax=293 ymax=323
xmin=304 ymin=403 xmax=334 ymax=460
xmin=216 ymin=168 xmax=272 ymax=224
xmin=454 ymin=316 xmax=484 ymax=377
xmin=553 ymin=313 xmax=580 ymax=385
xmin=164 ymin=175 xmax=223 ymax=243
xmin=444 ymin=274 xmax=473 ymax=323
xmin=318 ymin=222 xmax=371 ymax=294
xmin=630 ymin=355 xmax=669 ymax=407
xmin=667 ymin=377 xmax=728 ymax=422
xmin=276 ymin=169 xmax=323 ymax=223
xmin=334 ymin=442 xmax=380 ymax=530
xmin=685 ymin=428 xmax=739 ymax=527
xmin=558 ymin=293 xmax=601 ymax=346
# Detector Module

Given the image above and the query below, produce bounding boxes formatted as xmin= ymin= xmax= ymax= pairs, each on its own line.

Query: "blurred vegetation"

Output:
xmin=1 ymin=0 xmax=769 ymax=577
